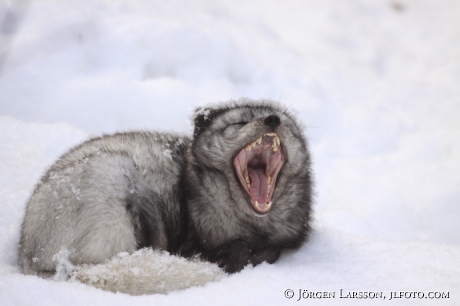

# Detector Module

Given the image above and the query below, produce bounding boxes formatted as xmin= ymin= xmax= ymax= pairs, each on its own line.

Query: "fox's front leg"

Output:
xmin=250 ymin=247 xmax=281 ymax=266
xmin=206 ymin=239 xmax=250 ymax=273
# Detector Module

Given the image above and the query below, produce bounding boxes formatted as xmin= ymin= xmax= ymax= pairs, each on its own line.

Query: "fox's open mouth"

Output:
xmin=234 ymin=133 xmax=284 ymax=214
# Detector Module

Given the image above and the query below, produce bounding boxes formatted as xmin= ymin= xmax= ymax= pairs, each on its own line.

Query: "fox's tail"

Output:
xmin=66 ymin=248 xmax=225 ymax=295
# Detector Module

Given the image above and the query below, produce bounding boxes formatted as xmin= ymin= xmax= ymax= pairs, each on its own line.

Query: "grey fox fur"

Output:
xmin=19 ymin=98 xmax=313 ymax=278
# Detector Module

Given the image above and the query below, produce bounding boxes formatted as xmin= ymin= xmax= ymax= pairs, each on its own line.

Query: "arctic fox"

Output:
xmin=18 ymin=99 xmax=313 ymax=293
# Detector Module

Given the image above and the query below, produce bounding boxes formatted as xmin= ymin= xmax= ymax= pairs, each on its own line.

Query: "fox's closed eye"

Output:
xmin=231 ymin=121 xmax=248 ymax=126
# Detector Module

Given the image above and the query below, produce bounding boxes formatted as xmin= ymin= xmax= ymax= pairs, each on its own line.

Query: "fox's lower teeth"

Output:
xmin=244 ymin=169 xmax=250 ymax=185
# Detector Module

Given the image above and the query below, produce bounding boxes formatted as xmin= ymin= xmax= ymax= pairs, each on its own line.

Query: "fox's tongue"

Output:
xmin=248 ymin=168 xmax=269 ymax=203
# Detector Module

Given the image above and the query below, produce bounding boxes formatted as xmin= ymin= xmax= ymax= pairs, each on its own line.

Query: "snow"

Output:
xmin=1 ymin=0 xmax=460 ymax=304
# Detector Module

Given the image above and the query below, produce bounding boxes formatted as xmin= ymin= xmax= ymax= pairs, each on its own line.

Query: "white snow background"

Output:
xmin=1 ymin=0 xmax=460 ymax=305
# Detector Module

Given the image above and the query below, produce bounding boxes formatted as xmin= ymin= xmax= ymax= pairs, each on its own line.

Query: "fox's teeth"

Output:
xmin=271 ymin=136 xmax=280 ymax=152
xmin=266 ymin=201 xmax=272 ymax=208
xmin=267 ymin=175 xmax=271 ymax=184
xmin=255 ymin=201 xmax=259 ymax=208
xmin=244 ymin=169 xmax=250 ymax=185
xmin=246 ymin=142 xmax=255 ymax=151
xmin=246 ymin=134 xmax=280 ymax=151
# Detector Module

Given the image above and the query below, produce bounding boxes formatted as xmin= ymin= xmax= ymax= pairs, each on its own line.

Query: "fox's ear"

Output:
xmin=192 ymin=107 xmax=227 ymax=136
xmin=193 ymin=107 xmax=212 ymax=136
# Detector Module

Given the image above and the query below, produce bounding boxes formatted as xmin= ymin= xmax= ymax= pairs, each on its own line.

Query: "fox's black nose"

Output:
xmin=264 ymin=115 xmax=281 ymax=129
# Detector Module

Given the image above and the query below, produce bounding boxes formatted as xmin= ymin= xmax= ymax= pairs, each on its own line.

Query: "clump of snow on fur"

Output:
xmin=192 ymin=107 xmax=211 ymax=122
xmin=162 ymin=149 xmax=173 ymax=159
xmin=52 ymin=248 xmax=76 ymax=281
xmin=71 ymin=248 xmax=226 ymax=295
xmin=189 ymin=107 xmax=212 ymax=130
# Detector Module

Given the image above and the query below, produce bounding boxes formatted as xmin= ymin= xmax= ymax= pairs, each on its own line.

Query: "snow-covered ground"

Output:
xmin=1 ymin=0 xmax=459 ymax=304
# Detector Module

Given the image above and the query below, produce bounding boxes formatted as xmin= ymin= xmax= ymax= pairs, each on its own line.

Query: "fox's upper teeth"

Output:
xmin=246 ymin=141 xmax=256 ymax=151
xmin=246 ymin=134 xmax=280 ymax=152
xmin=271 ymin=135 xmax=280 ymax=151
